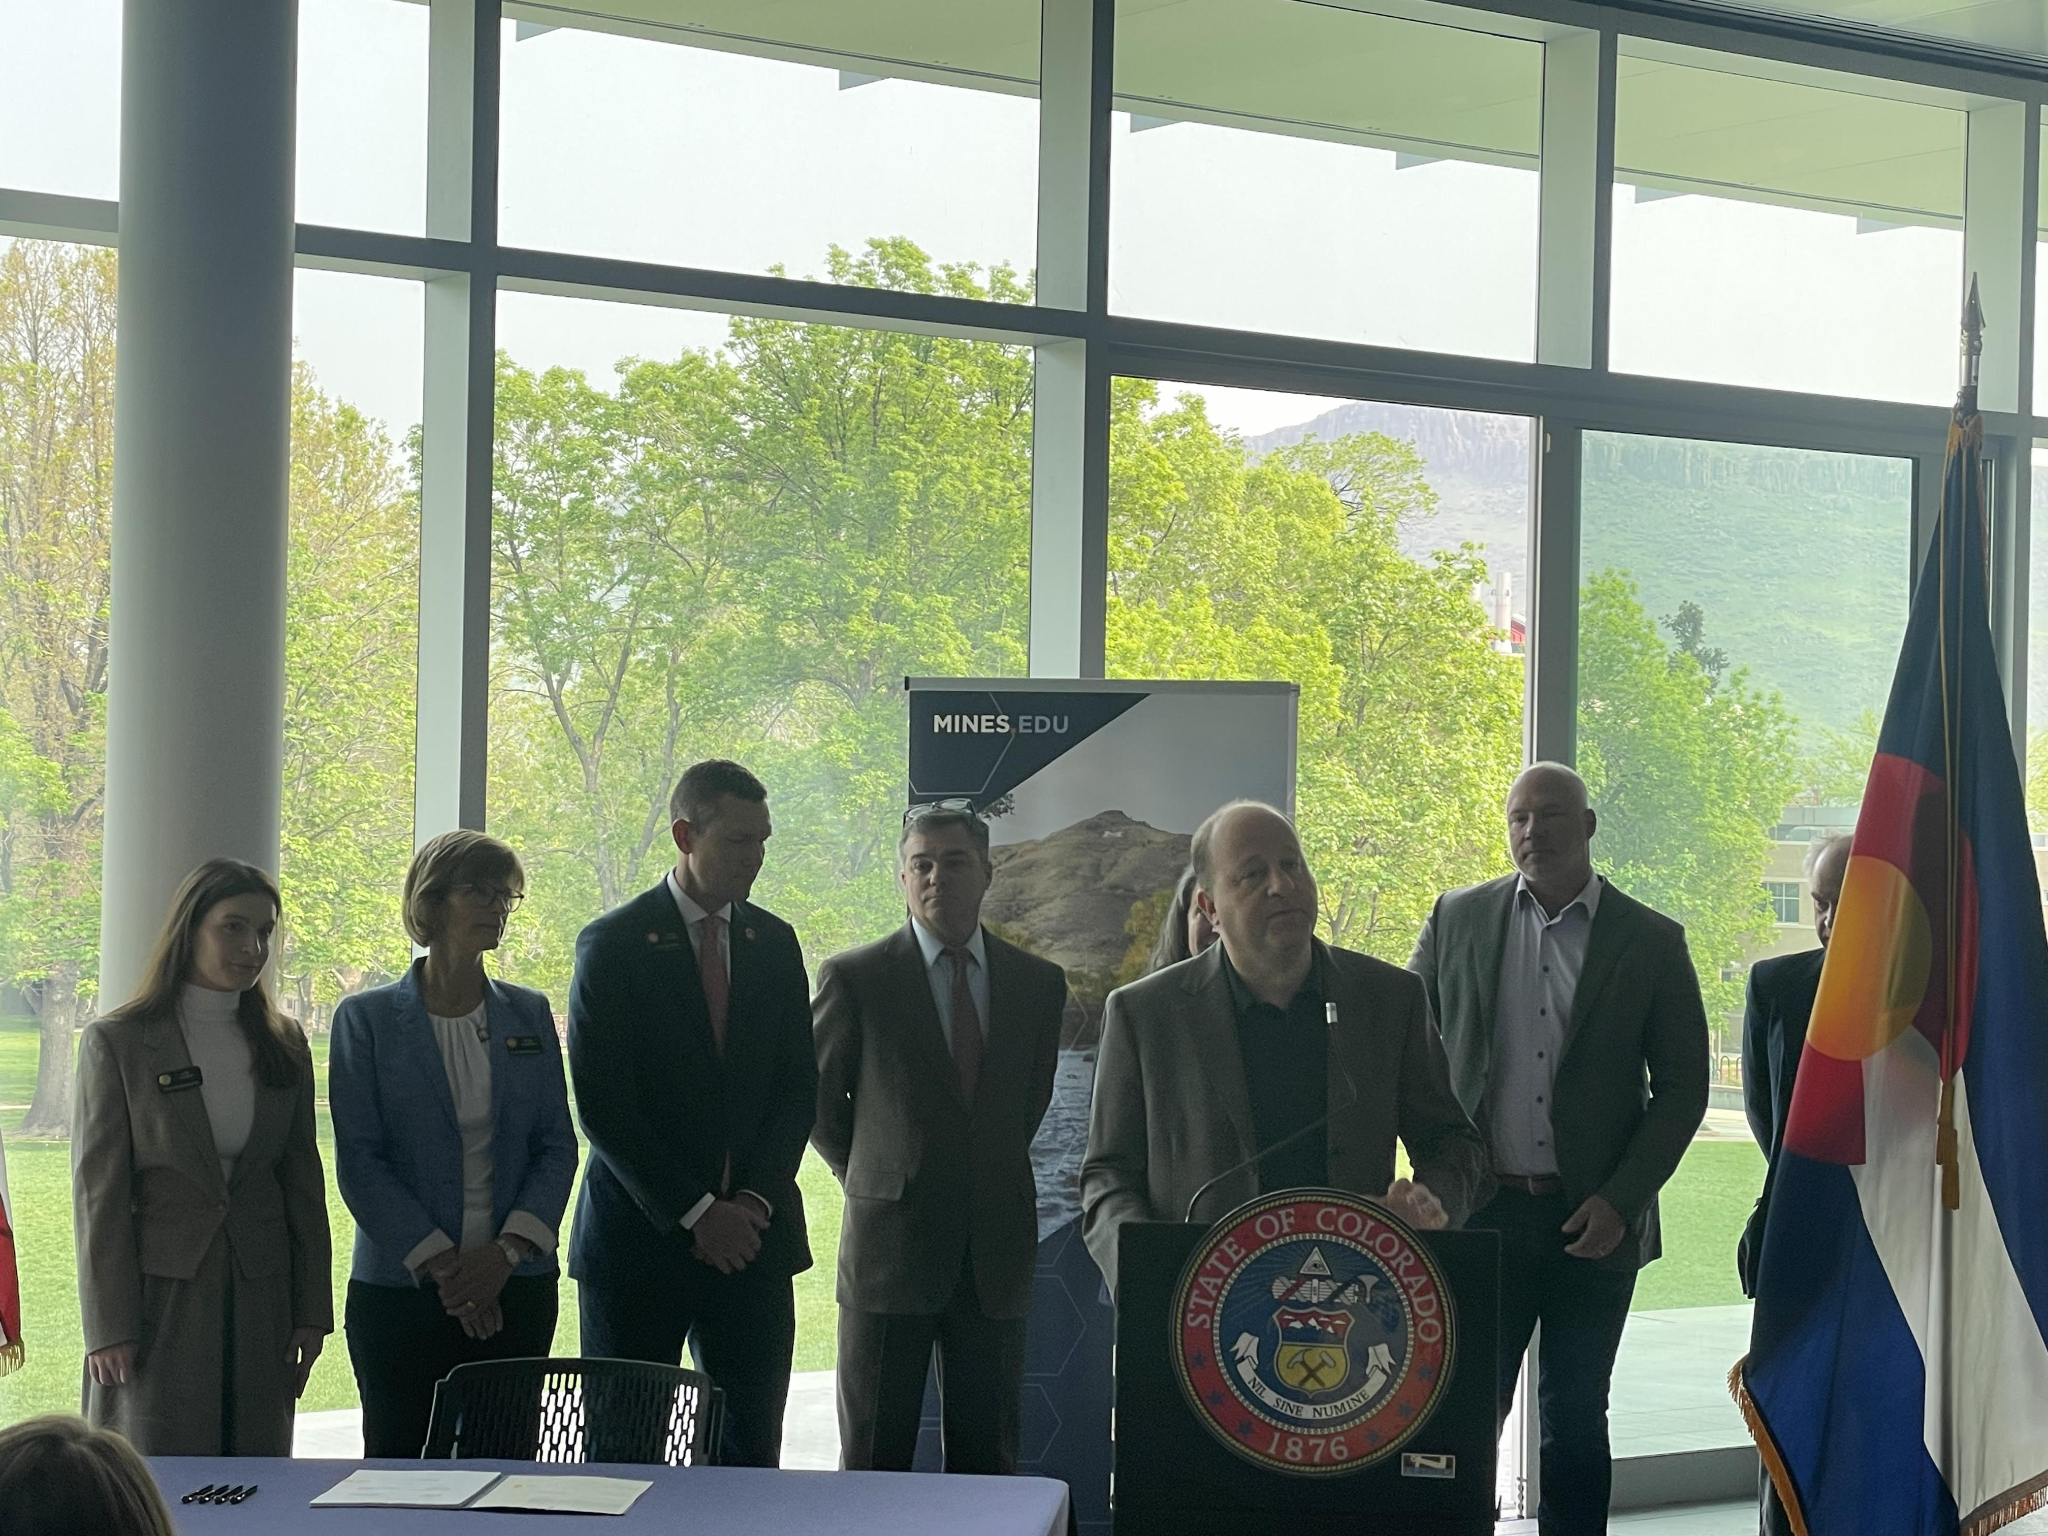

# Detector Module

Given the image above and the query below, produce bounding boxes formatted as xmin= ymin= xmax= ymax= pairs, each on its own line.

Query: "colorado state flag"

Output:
xmin=1737 ymin=300 xmax=2048 ymax=1535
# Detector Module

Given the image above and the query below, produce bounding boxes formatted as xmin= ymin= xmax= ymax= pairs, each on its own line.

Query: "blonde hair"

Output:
xmin=404 ymin=830 xmax=525 ymax=947
xmin=100 ymin=859 xmax=304 ymax=1089
xmin=0 ymin=1415 xmax=177 ymax=1536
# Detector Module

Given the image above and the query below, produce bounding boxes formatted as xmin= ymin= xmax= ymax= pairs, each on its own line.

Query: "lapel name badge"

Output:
xmin=1401 ymin=1452 xmax=1456 ymax=1479
xmin=505 ymin=1035 xmax=544 ymax=1055
xmin=157 ymin=1066 xmax=204 ymax=1093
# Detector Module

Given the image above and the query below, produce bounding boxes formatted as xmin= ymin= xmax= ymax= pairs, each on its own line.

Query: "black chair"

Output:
xmin=422 ymin=1357 xmax=725 ymax=1467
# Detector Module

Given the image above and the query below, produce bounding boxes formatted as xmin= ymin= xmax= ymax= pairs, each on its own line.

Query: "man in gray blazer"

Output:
xmin=813 ymin=803 xmax=1067 ymax=1474
xmin=1082 ymin=801 xmax=1489 ymax=1300
xmin=1409 ymin=762 xmax=1709 ymax=1536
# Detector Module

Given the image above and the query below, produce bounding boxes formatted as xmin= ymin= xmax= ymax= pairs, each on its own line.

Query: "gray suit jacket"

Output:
xmin=1409 ymin=873 xmax=1710 ymax=1271
xmin=813 ymin=924 xmax=1067 ymax=1319
xmin=1080 ymin=940 xmax=1490 ymax=1299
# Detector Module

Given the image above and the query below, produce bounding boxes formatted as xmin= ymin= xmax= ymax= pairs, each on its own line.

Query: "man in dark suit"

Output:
xmin=1410 ymin=763 xmax=1709 ymax=1536
xmin=1739 ymin=831 xmax=1848 ymax=1536
xmin=812 ymin=803 xmax=1067 ymax=1474
xmin=567 ymin=759 xmax=818 ymax=1467
xmin=1083 ymin=801 xmax=1490 ymax=1300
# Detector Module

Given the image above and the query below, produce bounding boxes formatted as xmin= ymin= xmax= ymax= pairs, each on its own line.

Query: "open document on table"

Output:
xmin=309 ymin=1470 xmax=503 ymax=1508
xmin=309 ymin=1469 xmax=653 ymax=1516
xmin=470 ymin=1476 xmax=653 ymax=1515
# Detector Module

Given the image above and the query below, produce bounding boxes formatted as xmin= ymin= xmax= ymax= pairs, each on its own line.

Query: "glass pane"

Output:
xmin=1106 ymin=378 xmax=1531 ymax=956
xmin=1579 ymin=431 xmax=1911 ymax=1456
xmin=283 ymin=268 xmax=426 ymax=1418
xmin=1111 ymin=0 xmax=1541 ymax=358
xmin=297 ymin=0 xmax=430 ymax=234
xmin=0 ymin=238 xmax=115 ymax=1430
xmin=2029 ymin=444 xmax=2048 ymax=834
xmin=0 ymin=0 xmax=121 ymax=199
xmin=499 ymin=6 xmax=1039 ymax=292
xmin=490 ymin=285 xmax=1032 ymax=1381
xmin=1610 ymin=44 xmax=1966 ymax=405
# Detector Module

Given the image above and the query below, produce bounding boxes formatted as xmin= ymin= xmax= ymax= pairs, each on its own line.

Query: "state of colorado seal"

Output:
xmin=1172 ymin=1190 xmax=1455 ymax=1475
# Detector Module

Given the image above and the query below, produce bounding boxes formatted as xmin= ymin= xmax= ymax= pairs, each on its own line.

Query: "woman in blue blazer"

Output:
xmin=330 ymin=831 xmax=579 ymax=1457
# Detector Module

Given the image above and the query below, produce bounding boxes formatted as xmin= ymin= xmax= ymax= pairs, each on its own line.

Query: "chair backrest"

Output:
xmin=422 ymin=1357 xmax=724 ymax=1466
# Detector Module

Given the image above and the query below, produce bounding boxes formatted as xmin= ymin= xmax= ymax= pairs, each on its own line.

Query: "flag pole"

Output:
xmin=1936 ymin=276 xmax=1983 ymax=1214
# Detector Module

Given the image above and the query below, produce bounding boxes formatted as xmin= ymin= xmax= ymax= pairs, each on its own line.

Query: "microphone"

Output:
xmin=1184 ymin=993 xmax=1360 ymax=1224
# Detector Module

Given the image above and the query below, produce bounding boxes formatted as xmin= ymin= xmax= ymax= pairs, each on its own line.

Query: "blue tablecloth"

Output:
xmin=150 ymin=1458 xmax=1070 ymax=1536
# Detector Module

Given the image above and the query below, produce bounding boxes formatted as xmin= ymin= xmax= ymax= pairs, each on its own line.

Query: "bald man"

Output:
xmin=1081 ymin=801 xmax=1489 ymax=1299
xmin=1738 ymin=832 xmax=1848 ymax=1536
xmin=1410 ymin=763 xmax=1708 ymax=1536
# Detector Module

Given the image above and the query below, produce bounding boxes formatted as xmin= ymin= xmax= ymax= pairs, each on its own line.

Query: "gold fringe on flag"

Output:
xmin=1729 ymin=1356 xmax=1809 ymax=1536
xmin=0 ymin=1339 xmax=20 ymax=1379
xmin=1961 ymin=1468 xmax=2048 ymax=1536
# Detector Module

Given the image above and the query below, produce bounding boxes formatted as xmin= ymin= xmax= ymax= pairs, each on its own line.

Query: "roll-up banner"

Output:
xmin=905 ymin=678 xmax=1299 ymax=1533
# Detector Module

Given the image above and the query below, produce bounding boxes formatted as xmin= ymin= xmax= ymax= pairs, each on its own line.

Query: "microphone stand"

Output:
xmin=1184 ymin=979 xmax=1361 ymax=1225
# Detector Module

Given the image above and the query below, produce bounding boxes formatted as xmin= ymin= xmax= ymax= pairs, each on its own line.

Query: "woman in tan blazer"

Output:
xmin=72 ymin=859 xmax=332 ymax=1455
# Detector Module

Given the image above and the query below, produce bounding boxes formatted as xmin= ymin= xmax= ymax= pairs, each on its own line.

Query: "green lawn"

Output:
xmin=0 ymin=1017 xmax=1753 ymax=1427
xmin=0 ymin=1020 xmax=843 ymax=1426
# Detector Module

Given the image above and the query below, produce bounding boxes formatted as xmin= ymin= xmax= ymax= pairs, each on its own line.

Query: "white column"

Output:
xmin=414 ymin=0 xmax=498 ymax=841
xmin=100 ymin=0 xmax=298 ymax=1006
xmin=1030 ymin=0 xmax=1110 ymax=678
xmin=1535 ymin=30 xmax=1615 ymax=371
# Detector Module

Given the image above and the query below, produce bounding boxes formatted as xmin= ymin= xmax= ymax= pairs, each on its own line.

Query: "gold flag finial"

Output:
xmin=1961 ymin=274 xmax=1984 ymax=393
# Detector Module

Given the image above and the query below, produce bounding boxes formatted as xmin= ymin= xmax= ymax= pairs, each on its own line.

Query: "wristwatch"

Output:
xmin=495 ymin=1235 xmax=525 ymax=1269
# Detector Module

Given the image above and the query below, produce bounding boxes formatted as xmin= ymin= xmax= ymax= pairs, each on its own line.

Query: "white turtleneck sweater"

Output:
xmin=177 ymin=983 xmax=256 ymax=1185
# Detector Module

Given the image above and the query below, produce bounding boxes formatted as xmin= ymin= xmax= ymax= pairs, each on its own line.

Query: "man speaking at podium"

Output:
xmin=1080 ymin=801 xmax=1490 ymax=1299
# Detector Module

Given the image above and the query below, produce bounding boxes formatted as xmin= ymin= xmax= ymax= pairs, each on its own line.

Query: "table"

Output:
xmin=150 ymin=1458 xmax=1071 ymax=1536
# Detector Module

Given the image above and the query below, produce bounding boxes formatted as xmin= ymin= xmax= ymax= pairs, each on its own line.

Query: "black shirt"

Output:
xmin=1222 ymin=947 xmax=1329 ymax=1193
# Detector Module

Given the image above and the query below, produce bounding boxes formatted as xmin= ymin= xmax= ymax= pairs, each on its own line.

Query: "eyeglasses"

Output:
xmin=452 ymin=883 xmax=524 ymax=910
xmin=902 ymin=797 xmax=979 ymax=826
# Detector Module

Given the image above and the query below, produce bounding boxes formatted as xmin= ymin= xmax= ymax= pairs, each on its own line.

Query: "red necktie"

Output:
xmin=946 ymin=946 xmax=982 ymax=1104
xmin=699 ymin=913 xmax=730 ymax=1055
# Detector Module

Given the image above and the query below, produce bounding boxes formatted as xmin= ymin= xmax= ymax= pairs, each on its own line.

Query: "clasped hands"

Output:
xmin=426 ymin=1238 xmax=530 ymax=1341
xmin=690 ymin=1194 xmax=770 ymax=1274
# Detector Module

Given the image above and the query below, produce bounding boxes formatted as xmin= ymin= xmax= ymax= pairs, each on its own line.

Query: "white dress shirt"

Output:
xmin=910 ymin=917 xmax=989 ymax=1052
xmin=664 ymin=870 xmax=768 ymax=1232
xmin=401 ymin=997 xmax=558 ymax=1277
xmin=1490 ymin=872 xmax=1603 ymax=1177
xmin=177 ymin=984 xmax=255 ymax=1185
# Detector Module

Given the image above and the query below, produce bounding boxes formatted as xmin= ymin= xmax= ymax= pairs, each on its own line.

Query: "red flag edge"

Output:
xmin=1730 ymin=1356 xmax=1809 ymax=1536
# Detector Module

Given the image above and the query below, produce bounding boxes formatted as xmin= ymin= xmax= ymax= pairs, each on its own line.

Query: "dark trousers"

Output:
xmin=836 ymin=1259 xmax=1028 ymax=1475
xmin=577 ymin=1263 xmax=796 ymax=1468
xmin=344 ymin=1274 xmax=560 ymax=1458
xmin=1470 ymin=1189 xmax=1637 ymax=1536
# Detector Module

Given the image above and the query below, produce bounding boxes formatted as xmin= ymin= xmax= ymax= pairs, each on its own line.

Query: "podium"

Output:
xmin=1110 ymin=1221 xmax=1501 ymax=1536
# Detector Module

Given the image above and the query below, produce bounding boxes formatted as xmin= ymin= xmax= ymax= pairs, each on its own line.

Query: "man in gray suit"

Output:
xmin=812 ymin=803 xmax=1067 ymax=1474
xmin=1410 ymin=762 xmax=1709 ymax=1536
xmin=1082 ymin=800 xmax=1490 ymax=1299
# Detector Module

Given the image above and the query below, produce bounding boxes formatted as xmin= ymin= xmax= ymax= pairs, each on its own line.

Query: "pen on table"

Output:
xmin=180 ymin=1485 xmax=220 ymax=1504
xmin=228 ymin=1486 xmax=258 ymax=1504
xmin=209 ymin=1485 xmax=246 ymax=1504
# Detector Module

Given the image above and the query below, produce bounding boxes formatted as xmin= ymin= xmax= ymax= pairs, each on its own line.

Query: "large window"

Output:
xmin=1579 ymin=431 xmax=1911 ymax=1457
xmin=498 ymin=6 xmax=1040 ymax=290
xmin=296 ymin=0 xmax=429 ymax=235
xmin=0 ymin=1 xmax=120 ymax=200
xmin=1110 ymin=0 xmax=1542 ymax=358
xmin=1106 ymin=378 xmax=1530 ymax=957
xmin=1610 ymin=43 xmax=1966 ymax=404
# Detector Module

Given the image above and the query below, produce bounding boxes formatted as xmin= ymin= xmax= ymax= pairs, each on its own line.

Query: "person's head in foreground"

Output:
xmin=0 ymin=1415 xmax=176 ymax=1536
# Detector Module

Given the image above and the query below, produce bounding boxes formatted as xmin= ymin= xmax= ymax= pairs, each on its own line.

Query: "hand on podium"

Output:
xmin=1381 ymin=1177 xmax=1448 ymax=1230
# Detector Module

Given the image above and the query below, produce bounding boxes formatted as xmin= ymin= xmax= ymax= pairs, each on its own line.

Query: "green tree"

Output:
xmin=1105 ymin=381 xmax=1523 ymax=959
xmin=275 ymin=364 xmax=421 ymax=1025
xmin=488 ymin=239 xmax=1033 ymax=996
xmin=0 ymin=241 xmax=113 ymax=1136
xmin=1577 ymin=572 xmax=1800 ymax=1018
